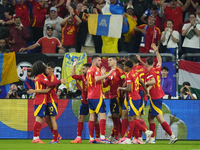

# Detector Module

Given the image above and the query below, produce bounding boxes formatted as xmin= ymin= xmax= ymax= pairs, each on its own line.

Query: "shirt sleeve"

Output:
xmin=146 ymin=72 xmax=154 ymax=82
xmin=37 ymin=38 xmax=42 ymax=46
xmin=56 ymin=38 xmax=62 ymax=47
xmin=126 ymin=73 xmax=132 ymax=85
xmin=103 ymin=77 xmax=110 ymax=87
xmin=143 ymin=9 xmax=149 ymax=17
xmin=72 ymin=75 xmax=83 ymax=80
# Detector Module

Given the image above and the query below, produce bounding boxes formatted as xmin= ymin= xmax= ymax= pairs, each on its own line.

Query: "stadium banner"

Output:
xmin=0 ymin=99 xmax=199 ymax=140
xmin=178 ymin=60 xmax=200 ymax=99
xmin=61 ymin=53 xmax=87 ymax=90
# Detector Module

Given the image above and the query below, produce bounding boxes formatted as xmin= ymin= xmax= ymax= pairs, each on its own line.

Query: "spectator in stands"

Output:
xmin=161 ymin=19 xmax=179 ymax=61
xmin=9 ymin=16 xmax=30 ymax=52
xmin=140 ymin=4 xmax=163 ymax=29
xmin=182 ymin=13 xmax=200 ymax=61
xmin=178 ymin=81 xmax=197 ymax=99
xmin=50 ymin=0 xmax=67 ymax=18
xmin=161 ymin=66 xmax=172 ymax=98
xmin=57 ymin=84 xmax=67 ymax=99
xmin=28 ymin=0 xmax=48 ymax=42
xmin=60 ymin=6 xmax=82 ymax=52
xmin=0 ymin=7 xmax=15 ymax=31
xmin=195 ymin=6 xmax=200 ymax=24
xmin=0 ymin=38 xmax=10 ymax=53
xmin=20 ymin=25 xmax=65 ymax=53
xmin=0 ymin=0 xmax=13 ymax=20
xmin=184 ymin=0 xmax=198 ymax=22
xmin=43 ymin=7 xmax=63 ymax=40
xmin=76 ymin=3 xmax=83 ymax=15
xmin=6 ymin=84 xmax=21 ymax=99
xmin=159 ymin=0 xmax=191 ymax=33
xmin=120 ymin=5 xmax=137 ymax=53
xmin=133 ymin=15 xmax=161 ymax=53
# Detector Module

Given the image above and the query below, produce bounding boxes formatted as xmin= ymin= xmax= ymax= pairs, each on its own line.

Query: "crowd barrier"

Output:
xmin=0 ymin=98 xmax=199 ymax=140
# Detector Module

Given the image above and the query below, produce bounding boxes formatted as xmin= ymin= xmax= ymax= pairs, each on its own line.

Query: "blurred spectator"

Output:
xmin=49 ymin=0 xmax=67 ymax=18
xmin=117 ymin=60 xmax=125 ymax=71
xmin=161 ymin=66 xmax=172 ymax=97
xmin=159 ymin=0 xmax=190 ymax=33
xmin=184 ymin=0 xmax=198 ymax=22
xmin=195 ymin=6 xmax=200 ymax=24
xmin=140 ymin=4 xmax=163 ymax=29
xmin=75 ymin=3 xmax=83 ymax=15
xmin=28 ymin=0 xmax=48 ymax=42
xmin=133 ymin=15 xmax=161 ymax=53
xmin=0 ymin=0 xmax=13 ymax=20
xmin=161 ymin=19 xmax=179 ymax=61
xmin=182 ymin=13 xmax=200 ymax=61
xmin=6 ymin=84 xmax=21 ymax=99
xmin=178 ymin=81 xmax=197 ymax=99
xmin=0 ymin=7 xmax=15 ymax=31
xmin=43 ymin=7 xmax=63 ymax=40
xmin=60 ymin=7 xmax=82 ymax=52
xmin=20 ymin=25 xmax=65 ymax=53
xmin=57 ymin=84 xmax=67 ymax=99
xmin=0 ymin=38 xmax=10 ymax=53
xmin=8 ymin=16 xmax=30 ymax=52
xmin=120 ymin=5 xmax=137 ymax=53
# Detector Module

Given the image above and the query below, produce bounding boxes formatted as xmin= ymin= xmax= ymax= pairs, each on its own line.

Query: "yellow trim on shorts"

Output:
xmin=95 ymin=93 xmax=103 ymax=113
xmin=150 ymin=98 xmax=163 ymax=115
xmin=129 ymin=98 xmax=139 ymax=116
xmin=34 ymin=99 xmax=45 ymax=117
xmin=139 ymin=100 xmax=144 ymax=112
xmin=124 ymin=96 xmax=128 ymax=109
xmin=116 ymin=97 xmax=122 ymax=115
xmin=50 ymin=93 xmax=58 ymax=115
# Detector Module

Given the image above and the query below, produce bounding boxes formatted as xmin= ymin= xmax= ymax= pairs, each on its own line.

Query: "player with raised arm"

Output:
xmin=70 ymin=59 xmax=100 ymax=144
xmin=103 ymin=56 xmax=125 ymax=143
xmin=86 ymin=55 xmax=114 ymax=144
xmin=117 ymin=60 xmax=153 ymax=144
xmin=28 ymin=61 xmax=65 ymax=144
xmin=141 ymin=43 xmax=178 ymax=144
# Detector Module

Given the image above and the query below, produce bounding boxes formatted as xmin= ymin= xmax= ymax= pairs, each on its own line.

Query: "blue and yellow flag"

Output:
xmin=61 ymin=53 xmax=87 ymax=90
xmin=88 ymin=14 xmax=123 ymax=38
xmin=0 ymin=52 xmax=19 ymax=86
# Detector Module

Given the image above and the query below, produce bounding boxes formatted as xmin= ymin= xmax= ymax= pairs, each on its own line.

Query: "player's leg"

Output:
xmin=94 ymin=114 xmax=100 ymax=140
xmin=148 ymin=111 xmax=156 ymax=144
xmin=32 ymin=104 xmax=46 ymax=144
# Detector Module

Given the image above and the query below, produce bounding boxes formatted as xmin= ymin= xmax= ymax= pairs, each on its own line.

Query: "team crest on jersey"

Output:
xmin=95 ymin=72 xmax=98 ymax=75
xmin=52 ymin=41 xmax=54 ymax=44
xmin=110 ymin=76 xmax=113 ymax=80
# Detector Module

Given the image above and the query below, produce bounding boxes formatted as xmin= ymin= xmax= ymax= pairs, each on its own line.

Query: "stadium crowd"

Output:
xmin=0 ymin=0 xmax=200 ymax=61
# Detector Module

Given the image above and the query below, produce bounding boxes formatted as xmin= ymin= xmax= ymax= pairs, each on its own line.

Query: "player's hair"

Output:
xmin=124 ymin=60 xmax=133 ymax=68
xmin=14 ymin=16 xmax=21 ymax=20
xmin=47 ymin=62 xmax=56 ymax=68
xmin=31 ymin=61 xmax=47 ymax=76
xmin=161 ymin=66 xmax=169 ymax=71
xmin=166 ymin=19 xmax=174 ymax=25
xmin=128 ymin=55 xmax=138 ymax=64
xmin=91 ymin=55 xmax=100 ymax=61
xmin=189 ymin=12 xmax=196 ymax=18
xmin=108 ymin=56 xmax=118 ymax=61
xmin=182 ymin=81 xmax=190 ymax=86
xmin=117 ymin=60 xmax=125 ymax=65
xmin=83 ymin=63 xmax=92 ymax=68
xmin=146 ymin=57 xmax=154 ymax=65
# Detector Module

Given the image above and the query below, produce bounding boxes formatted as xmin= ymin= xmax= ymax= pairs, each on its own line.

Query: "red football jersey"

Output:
xmin=34 ymin=74 xmax=49 ymax=105
xmin=72 ymin=74 xmax=88 ymax=104
xmin=86 ymin=65 xmax=102 ymax=99
xmin=126 ymin=70 xmax=141 ymax=100
xmin=31 ymin=0 xmax=47 ymax=28
xmin=132 ymin=65 xmax=149 ymax=91
xmin=146 ymin=64 xmax=165 ymax=99
xmin=14 ymin=2 xmax=30 ymax=27
xmin=103 ymin=67 xmax=125 ymax=99
xmin=37 ymin=37 xmax=61 ymax=53
xmin=47 ymin=73 xmax=58 ymax=104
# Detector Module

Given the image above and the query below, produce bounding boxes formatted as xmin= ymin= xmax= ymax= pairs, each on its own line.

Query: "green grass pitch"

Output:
xmin=0 ymin=140 xmax=199 ymax=150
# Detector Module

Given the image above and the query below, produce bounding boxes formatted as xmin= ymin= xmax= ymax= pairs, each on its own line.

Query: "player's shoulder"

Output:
xmin=116 ymin=67 xmax=124 ymax=73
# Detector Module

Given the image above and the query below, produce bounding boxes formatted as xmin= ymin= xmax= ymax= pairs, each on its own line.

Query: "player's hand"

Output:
xmin=108 ymin=69 xmax=115 ymax=76
xmin=93 ymin=8 xmax=98 ymax=14
xmin=60 ymin=79 xmax=66 ymax=84
xmin=19 ymin=48 xmax=27 ymax=52
xmin=73 ymin=59 xmax=78 ymax=67
xmin=146 ymin=93 xmax=151 ymax=99
xmin=101 ymin=66 xmax=106 ymax=75
xmin=180 ymin=87 xmax=184 ymax=94
xmin=27 ymin=89 xmax=35 ymax=94
xmin=117 ymin=87 xmax=121 ymax=93
xmin=151 ymin=43 xmax=158 ymax=52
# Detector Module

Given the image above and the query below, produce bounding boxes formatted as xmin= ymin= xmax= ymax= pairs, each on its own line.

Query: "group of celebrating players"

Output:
xmin=27 ymin=43 xmax=178 ymax=144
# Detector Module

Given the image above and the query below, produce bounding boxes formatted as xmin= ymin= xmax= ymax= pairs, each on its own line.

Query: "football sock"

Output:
xmin=33 ymin=121 xmax=42 ymax=137
xmin=122 ymin=119 xmax=128 ymax=137
xmin=140 ymin=118 xmax=148 ymax=129
xmin=112 ymin=117 xmax=119 ymax=140
xmin=127 ymin=121 xmax=135 ymax=139
xmin=100 ymin=119 xmax=106 ymax=137
xmin=94 ymin=123 xmax=100 ymax=138
xmin=53 ymin=130 xmax=58 ymax=141
xmin=133 ymin=127 xmax=139 ymax=139
xmin=50 ymin=127 xmax=53 ymax=133
xmin=161 ymin=121 xmax=173 ymax=136
xmin=150 ymin=123 xmax=156 ymax=137
xmin=77 ymin=122 xmax=83 ymax=137
xmin=134 ymin=119 xmax=147 ymax=132
xmin=117 ymin=118 xmax=122 ymax=137
xmin=88 ymin=121 xmax=95 ymax=138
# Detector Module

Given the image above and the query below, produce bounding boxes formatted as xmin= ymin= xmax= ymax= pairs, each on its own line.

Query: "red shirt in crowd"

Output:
xmin=61 ymin=19 xmax=78 ymax=46
xmin=72 ymin=74 xmax=88 ymax=104
xmin=37 ymin=36 xmax=62 ymax=53
xmin=4 ymin=15 xmax=16 ymax=30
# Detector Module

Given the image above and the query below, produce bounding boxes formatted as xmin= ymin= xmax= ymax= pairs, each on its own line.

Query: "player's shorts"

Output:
xmin=127 ymin=99 xmax=141 ymax=116
xmin=79 ymin=102 xmax=89 ymax=116
xmin=110 ymin=97 xmax=122 ymax=115
xmin=149 ymin=98 xmax=163 ymax=116
xmin=45 ymin=102 xmax=58 ymax=116
xmin=122 ymin=94 xmax=128 ymax=110
xmin=34 ymin=104 xmax=46 ymax=117
xmin=88 ymin=97 xmax=106 ymax=114
xmin=141 ymin=99 xmax=148 ymax=115
xmin=139 ymin=90 xmax=144 ymax=102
